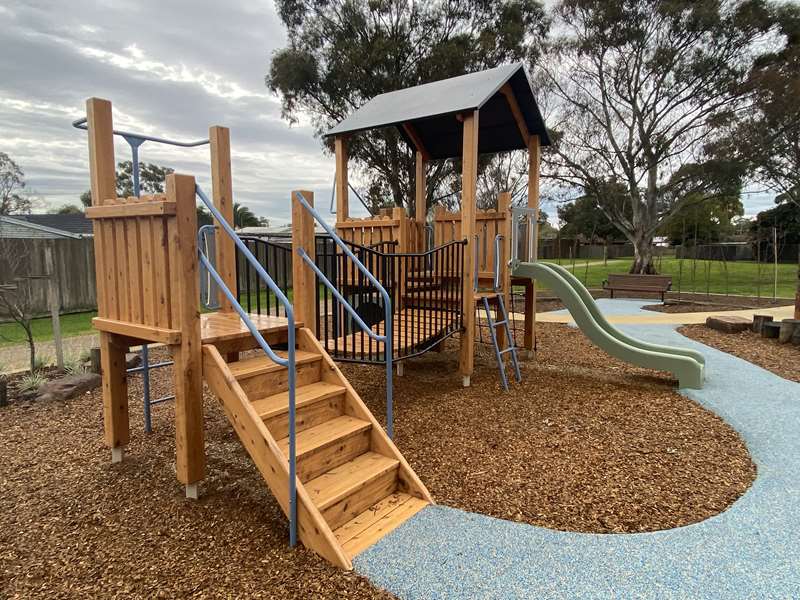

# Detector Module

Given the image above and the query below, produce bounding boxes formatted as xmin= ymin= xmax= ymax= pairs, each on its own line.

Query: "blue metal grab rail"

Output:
xmin=474 ymin=234 xmax=505 ymax=293
xmin=195 ymin=186 xmax=299 ymax=548
xmin=292 ymin=191 xmax=395 ymax=439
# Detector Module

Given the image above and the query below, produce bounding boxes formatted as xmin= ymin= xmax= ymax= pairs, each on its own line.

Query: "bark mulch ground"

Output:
xmin=341 ymin=327 xmax=755 ymax=535
xmin=0 ymin=354 xmax=392 ymax=600
xmin=0 ymin=325 xmax=756 ymax=597
xmin=679 ymin=324 xmax=800 ymax=383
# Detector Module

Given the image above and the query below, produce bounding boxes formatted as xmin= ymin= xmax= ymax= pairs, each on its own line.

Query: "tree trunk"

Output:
xmin=630 ymin=236 xmax=656 ymax=274
xmin=795 ymin=258 xmax=799 ymax=320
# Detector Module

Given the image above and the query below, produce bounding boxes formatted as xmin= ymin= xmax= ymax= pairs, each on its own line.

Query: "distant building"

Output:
xmin=0 ymin=214 xmax=93 ymax=239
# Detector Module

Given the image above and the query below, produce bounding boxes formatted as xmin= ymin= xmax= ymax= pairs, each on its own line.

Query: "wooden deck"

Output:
xmin=324 ymin=308 xmax=458 ymax=357
xmin=200 ymin=312 xmax=300 ymax=344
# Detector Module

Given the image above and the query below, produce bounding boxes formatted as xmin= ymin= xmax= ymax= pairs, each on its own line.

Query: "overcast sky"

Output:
xmin=0 ymin=1 xmax=777 ymax=225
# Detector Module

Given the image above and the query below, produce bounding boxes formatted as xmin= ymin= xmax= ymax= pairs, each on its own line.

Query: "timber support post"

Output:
xmin=209 ymin=126 xmax=236 ymax=311
xmin=523 ymin=134 xmax=541 ymax=356
xmin=335 ymin=136 xmax=349 ymax=220
xmin=292 ymin=190 xmax=316 ymax=334
xmin=167 ymin=173 xmax=205 ymax=496
xmin=459 ymin=110 xmax=479 ymax=387
xmin=86 ymin=97 xmax=130 ymax=461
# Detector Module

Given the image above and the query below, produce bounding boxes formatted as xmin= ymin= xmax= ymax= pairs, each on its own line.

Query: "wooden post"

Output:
xmin=523 ymin=135 xmax=541 ymax=355
xmin=85 ymin=98 xmax=116 ymax=320
xmin=415 ymin=151 xmax=427 ymax=249
xmin=99 ymin=331 xmax=129 ymax=461
xmin=86 ymin=97 xmax=128 ymax=461
xmin=167 ymin=173 xmax=205 ymax=496
xmin=44 ymin=242 xmax=64 ymax=369
xmin=335 ymin=136 xmax=349 ymax=221
xmin=209 ymin=126 xmax=236 ymax=312
xmin=459 ymin=111 xmax=479 ymax=386
xmin=292 ymin=190 xmax=316 ymax=335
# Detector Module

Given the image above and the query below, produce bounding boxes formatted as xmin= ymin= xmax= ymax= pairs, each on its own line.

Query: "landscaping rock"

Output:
xmin=793 ymin=325 xmax=800 ymax=346
xmin=36 ymin=372 xmax=101 ymax=402
xmin=125 ymin=352 xmax=142 ymax=369
xmin=752 ymin=314 xmax=773 ymax=334
xmin=778 ymin=319 xmax=800 ymax=344
xmin=706 ymin=315 xmax=751 ymax=334
xmin=761 ymin=322 xmax=781 ymax=339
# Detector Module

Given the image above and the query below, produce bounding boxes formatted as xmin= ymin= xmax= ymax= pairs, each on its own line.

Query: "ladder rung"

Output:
xmin=492 ymin=320 xmax=507 ymax=327
xmin=500 ymin=348 xmax=516 ymax=354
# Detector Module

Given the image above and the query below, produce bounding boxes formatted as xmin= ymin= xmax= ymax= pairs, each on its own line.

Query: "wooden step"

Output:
xmin=228 ymin=350 xmax=320 ymax=379
xmin=277 ymin=416 xmax=372 ymax=482
xmin=233 ymin=352 xmax=322 ymax=397
xmin=334 ymin=492 xmax=429 ymax=558
xmin=306 ymin=453 xmax=399 ymax=530
xmin=252 ymin=381 xmax=347 ymax=439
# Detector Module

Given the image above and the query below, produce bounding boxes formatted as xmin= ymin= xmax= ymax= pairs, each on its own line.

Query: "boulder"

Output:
xmin=761 ymin=322 xmax=781 ymax=339
xmin=36 ymin=372 xmax=101 ymax=402
xmin=706 ymin=315 xmax=751 ymax=334
xmin=126 ymin=352 xmax=142 ymax=369
xmin=752 ymin=314 xmax=773 ymax=334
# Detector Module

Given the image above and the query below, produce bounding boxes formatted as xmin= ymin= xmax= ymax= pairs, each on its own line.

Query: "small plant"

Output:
xmin=63 ymin=358 xmax=86 ymax=376
xmin=78 ymin=349 xmax=92 ymax=364
xmin=17 ymin=371 xmax=46 ymax=394
xmin=33 ymin=355 xmax=52 ymax=372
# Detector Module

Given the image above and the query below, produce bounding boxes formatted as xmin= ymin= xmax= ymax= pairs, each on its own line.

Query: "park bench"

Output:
xmin=602 ymin=273 xmax=672 ymax=302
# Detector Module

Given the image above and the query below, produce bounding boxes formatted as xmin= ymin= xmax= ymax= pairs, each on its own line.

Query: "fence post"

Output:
xmin=292 ymin=190 xmax=316 ymax=335
xmin=44 ymin=241 xmax=64 ymax=370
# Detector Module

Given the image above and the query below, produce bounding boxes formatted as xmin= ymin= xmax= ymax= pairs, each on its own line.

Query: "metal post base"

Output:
xmin=185 ymin=483 xmax=199 ymax=500
xmin=462 ymin=375 xmax=471 ymax=387
xmin=111 ymin=447 xmax=124 ymax=464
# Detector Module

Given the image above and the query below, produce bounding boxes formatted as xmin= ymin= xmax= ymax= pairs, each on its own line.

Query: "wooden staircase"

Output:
xmin=202 ymin=324 xmax=432 ymax=569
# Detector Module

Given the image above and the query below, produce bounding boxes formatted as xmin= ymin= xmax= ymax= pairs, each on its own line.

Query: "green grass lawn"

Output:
xmin=0 ymin=311 xmax=97 ymax=347
xmin=2 ymin=258 xmax=794 ymax=347
xmin=551 ymin=256 xmax=797 ymax=299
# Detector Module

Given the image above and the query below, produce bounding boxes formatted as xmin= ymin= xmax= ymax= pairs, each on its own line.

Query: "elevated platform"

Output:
xmin=325 ymin=308 xmax=459 ymax=360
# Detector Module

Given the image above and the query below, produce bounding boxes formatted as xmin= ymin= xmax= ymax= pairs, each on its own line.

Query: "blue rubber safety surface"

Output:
xmin=354 ymin=302 xmax=800 ymax=599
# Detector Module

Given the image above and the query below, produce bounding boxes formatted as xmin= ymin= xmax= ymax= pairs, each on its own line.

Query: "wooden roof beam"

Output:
xmin=402 ymin=122 xmax=430 ymax=161
xmin=500 ymin=84 xmax=530 ymax=147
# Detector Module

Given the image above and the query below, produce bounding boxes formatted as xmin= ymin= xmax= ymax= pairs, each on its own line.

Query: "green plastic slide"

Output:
xmin=512 ymin=261 xmax=704 ymax=389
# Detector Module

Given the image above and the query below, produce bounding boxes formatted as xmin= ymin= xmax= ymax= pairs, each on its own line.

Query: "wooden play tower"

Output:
xmin=322 ymin=63 xmax=549 ymax=385
xmin=82 ymin=98 xmax=432 ymax=570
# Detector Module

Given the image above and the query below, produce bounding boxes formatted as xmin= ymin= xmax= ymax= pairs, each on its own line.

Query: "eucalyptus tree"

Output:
xmin=541 ymin=0 xmax=776 ymax=273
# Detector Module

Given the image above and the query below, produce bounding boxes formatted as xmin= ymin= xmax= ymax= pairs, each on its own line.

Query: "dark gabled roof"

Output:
xmin=19 ymin=213 xmax=93 ymax=235
xmin=326 ymin=63 xmax=550 ymax=160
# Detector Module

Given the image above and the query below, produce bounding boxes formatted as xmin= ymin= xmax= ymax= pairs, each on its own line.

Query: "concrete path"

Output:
xmin=524 ymin=298 xmax=794 ymax=325
xmin=0 ymin=333 xmax=99 ymax=373
xmin=354 ymin=301 xmax=800 ymax=599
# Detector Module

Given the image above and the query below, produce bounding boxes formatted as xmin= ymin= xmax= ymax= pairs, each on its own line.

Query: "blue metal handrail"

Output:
xmin=493 ymin=234 xmax=504 ymax=292
xmin=328 ymin=173 xmax=377 ymax=216
xmin=474 ymin=234 xmax=505 ymax=293
xmin=293 ymin=191 xmax=395 ymax=439
xmin=195 ymin=186 xmax=299 ymax=549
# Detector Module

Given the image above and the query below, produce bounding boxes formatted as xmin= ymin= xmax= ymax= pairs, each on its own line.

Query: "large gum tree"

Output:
xmin=541 ymin=0 xmax=777 ymax=274
xmin=266 ymin=0 xmax=549 ymax=215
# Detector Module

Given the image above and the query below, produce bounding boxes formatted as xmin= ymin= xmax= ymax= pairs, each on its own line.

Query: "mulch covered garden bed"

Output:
xmin=0 ymin=324 xmax=756 ymax=597
xmin=679 ymin=324 xmax=800 ymax=383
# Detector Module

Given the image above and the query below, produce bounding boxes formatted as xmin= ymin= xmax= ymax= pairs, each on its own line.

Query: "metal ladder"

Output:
xmin=480 ymin=293 xmax=521 ymax=391
xmin=476 ymin=233 xmax=521 ymax=391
